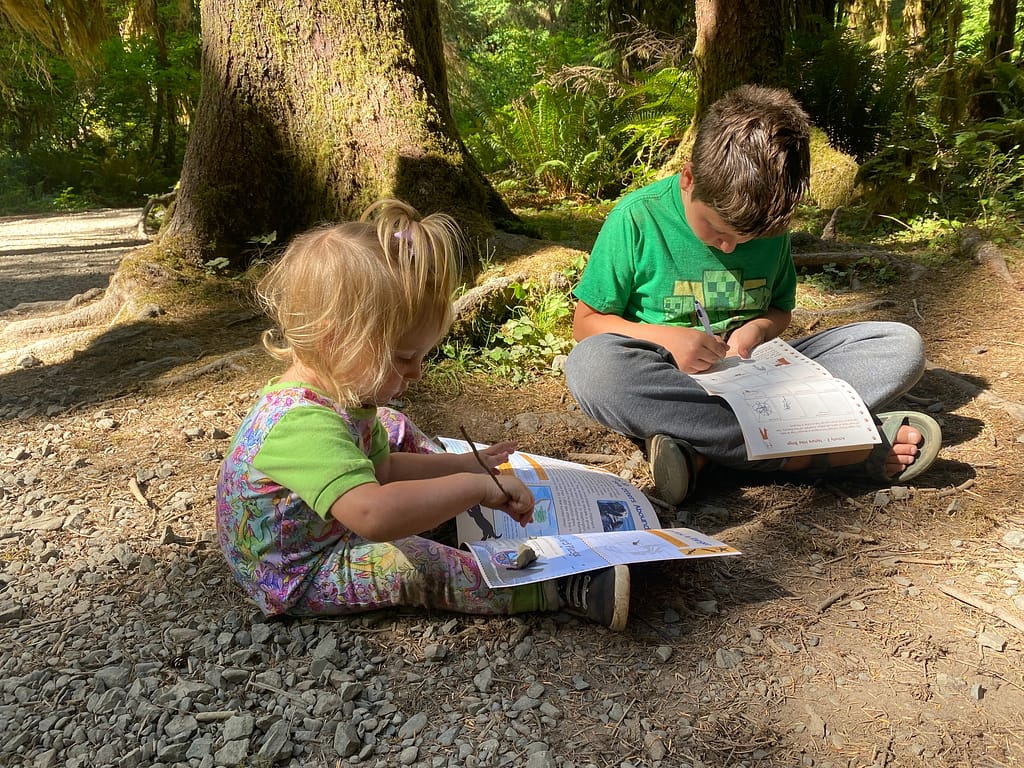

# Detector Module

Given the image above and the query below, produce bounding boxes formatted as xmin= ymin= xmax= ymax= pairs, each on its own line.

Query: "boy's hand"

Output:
xmin=726 ymin=319 xmax=773 ymax=359
xmin=462 ymin=440 xmax=517 ymax=474
xmin=727 ymin=310 xmax=790 ymax=358
xmin=485 ymin=475 xmax=535 ymax=527
xmin=651 ymin=326 xmax=728 ymax=374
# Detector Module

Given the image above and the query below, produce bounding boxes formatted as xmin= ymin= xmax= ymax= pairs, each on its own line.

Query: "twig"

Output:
xmin=816 ymin=591 xmax=847 ymax=614
xmin=935 ymin=583 xmax=1024 ymax=633
xmin=128 ymin=477 xmax=157 ymax=510
xmin=458 ymin=425 xmax=511 ymax=503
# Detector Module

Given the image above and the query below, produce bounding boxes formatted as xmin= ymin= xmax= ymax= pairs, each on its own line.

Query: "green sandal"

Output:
xmin=646 ymin=434 xmax=698 ymax=506
xmin=818 ymin=410 xmax=942 ymax=483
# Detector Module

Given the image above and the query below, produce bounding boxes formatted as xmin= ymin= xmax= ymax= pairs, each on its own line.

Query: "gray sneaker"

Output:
xmin=646 ymin=434 xmax=697 ymax=506
xmin=555 ymin=565 xmax=630 ymax=631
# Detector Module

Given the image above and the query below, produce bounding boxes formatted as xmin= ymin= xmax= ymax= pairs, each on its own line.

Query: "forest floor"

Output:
xmin=1 ymin=207 xmax=1023 ymax=767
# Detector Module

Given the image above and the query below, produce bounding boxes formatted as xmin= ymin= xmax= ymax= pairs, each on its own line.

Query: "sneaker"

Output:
xmin=555 ymin=565 xmax=630 ymax=631
xmin=646 ymin=434 xmax=697 ymax=506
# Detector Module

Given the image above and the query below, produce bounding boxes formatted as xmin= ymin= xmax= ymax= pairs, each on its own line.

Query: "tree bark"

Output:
xmin=162 ymin=0 xmax=515 ymax=267
xmin=985 ymin=0 xmax=1017 ymax=61
xmin=691 ymin=0 xmax=787 ymax=121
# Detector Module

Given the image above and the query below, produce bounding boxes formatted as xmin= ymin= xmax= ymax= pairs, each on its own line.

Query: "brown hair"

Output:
xmin=256 ymin=199 xmax=462 ymax=406
xmin=690 ymin=84 xmax=811 ymax=237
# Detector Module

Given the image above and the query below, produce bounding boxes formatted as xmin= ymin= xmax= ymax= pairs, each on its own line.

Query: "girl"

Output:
xmin=215 ymin=199 xmax=629 ymax=630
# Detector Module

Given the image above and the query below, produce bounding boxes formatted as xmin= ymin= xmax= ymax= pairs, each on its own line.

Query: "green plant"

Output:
xmin=435 ymin=278 xmax=576 ymax=384
xmin=483 ymin=284 xmax=574 ymax=383
xmin=52 ymin=186 xmax=92 ymax=210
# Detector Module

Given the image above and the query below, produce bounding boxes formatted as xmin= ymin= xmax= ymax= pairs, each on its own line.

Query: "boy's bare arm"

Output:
xmin=572 ymin=300 xmax=727 ymax=374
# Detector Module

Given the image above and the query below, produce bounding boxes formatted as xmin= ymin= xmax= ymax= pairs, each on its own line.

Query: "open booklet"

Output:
xmin=438 ymin=437 xmax=740 ymax=588
xmin=690 ymin=337 xmax=881 ymax=460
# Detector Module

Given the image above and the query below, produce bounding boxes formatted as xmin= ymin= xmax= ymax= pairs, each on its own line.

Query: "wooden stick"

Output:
xmin=458 ymin=425 xmax=511 ymax=503
xmin=935 ymin=583 xmax=1024 ymax=633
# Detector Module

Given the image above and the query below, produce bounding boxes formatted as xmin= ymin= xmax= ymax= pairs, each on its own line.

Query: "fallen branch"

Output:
xmin=959 ymin=227 xmax=1021 ymax=290
xmin=792 ymin=247 xmax=927 ymax=281
xmin=924 ymin=362 xmax=1024 ymax=423
xmin=935 ymin=582 xmax=1024 ymax=633
xmin=792 ymin=299 xmax=896 ymax=318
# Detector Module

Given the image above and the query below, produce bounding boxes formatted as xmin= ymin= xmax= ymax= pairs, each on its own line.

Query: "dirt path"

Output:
xmin=0 ymin=208 xmax=144 ymax=313
xmin=1 ymin=212 xmax=1023 ymax=767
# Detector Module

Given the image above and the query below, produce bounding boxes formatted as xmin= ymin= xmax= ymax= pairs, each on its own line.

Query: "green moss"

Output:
xmin=808 ymin=128 xmax=860 ymax=210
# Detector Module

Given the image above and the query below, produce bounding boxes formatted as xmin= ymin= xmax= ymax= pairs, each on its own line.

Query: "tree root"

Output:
xmin=0 ymin=255 xmax=172 ymax=341
xmin=150 ymin=345 xmax=262 ymax=388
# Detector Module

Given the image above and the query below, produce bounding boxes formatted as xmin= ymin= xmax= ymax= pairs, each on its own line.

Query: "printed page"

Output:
xmin=465 ymin=527 xmax=741 ymax=588
xmin=691 ymin=338 xmax=880 ymax=460
xmin=439 ymin=438 xmax=661 ymax=547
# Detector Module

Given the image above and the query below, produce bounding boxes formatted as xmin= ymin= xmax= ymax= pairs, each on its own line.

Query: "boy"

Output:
xmin=564 ymin=85 xmax=940 ymax=505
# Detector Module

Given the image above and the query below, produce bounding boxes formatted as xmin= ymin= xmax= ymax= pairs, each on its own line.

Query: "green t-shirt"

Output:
xmin=573 ymin=173 xmax=797 ymax=335
xmin=249 ymin=381 xmax=390 ymax=517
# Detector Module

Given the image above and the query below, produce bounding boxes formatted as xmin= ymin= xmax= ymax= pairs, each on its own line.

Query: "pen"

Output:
xmin=693 ymin=299 xmax=715 ymax=337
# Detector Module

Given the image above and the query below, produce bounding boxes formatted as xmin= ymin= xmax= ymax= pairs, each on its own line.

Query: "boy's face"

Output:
xmin=679 ymin=164 xmax=753 ymax=254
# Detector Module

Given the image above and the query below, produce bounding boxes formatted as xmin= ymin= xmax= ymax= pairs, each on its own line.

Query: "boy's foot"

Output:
xmin=556 ymin=565 xmax=630 ymax=631
xmin=785 ymin=411 xmax=941 ymax=483
xmin=646 ymin=434 xmax=699 ymax=506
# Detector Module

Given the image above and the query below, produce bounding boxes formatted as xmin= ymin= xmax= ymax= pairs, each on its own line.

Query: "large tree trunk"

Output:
xmin=691 ymin=0 xmax=787 ymax=121
xmin=985 ymin=0 xmax=1017 ymax=61
xmin=162 ymin=0 xmax=514 ymax=267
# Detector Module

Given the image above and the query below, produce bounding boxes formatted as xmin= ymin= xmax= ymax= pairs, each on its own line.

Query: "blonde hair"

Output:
xmin=256 ymin=199 xmax=462 ymax=406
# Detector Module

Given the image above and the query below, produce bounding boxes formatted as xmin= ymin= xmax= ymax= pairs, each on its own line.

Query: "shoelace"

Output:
xmin=563 ymin=574 xmax=591 ymax=610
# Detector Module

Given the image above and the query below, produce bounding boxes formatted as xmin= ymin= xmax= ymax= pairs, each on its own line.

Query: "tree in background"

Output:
xmin=0 ymin=0 xmax=198 ymax=208
xmin=160 ymin=0 xmax=514 ymax=267
xmin=692 ymin=0 xmax=787 ymax=119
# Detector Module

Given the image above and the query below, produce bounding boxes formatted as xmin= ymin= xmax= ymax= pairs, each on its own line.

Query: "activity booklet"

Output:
xmin=690 ymin=337 xmax=881 ymax=461
xmin=438 ymin=437 xmax=740 ymax=589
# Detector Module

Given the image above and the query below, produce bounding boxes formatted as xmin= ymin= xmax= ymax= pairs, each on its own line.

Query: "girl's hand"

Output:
xmin=484 ymin=475 xmax=535 ymax=527
xmin=464 ymin=440 xmax=518 ymax=474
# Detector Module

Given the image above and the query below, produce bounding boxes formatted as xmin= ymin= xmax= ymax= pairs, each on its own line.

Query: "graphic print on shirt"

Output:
xmin=661 ymin=270 xmax=771 ymax=326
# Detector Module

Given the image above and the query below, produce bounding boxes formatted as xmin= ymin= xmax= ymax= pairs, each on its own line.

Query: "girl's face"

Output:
xmin=363 ymin=320 xmax=442 ymax=406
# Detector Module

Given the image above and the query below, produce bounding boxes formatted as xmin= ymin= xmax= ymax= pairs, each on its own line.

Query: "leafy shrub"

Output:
xmin=787 ymin=32 xmax=907 ymax=161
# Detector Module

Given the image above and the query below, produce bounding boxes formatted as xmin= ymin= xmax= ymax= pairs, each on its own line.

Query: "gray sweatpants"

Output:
xmin=564 ymin=321 xmax=926 ymax=471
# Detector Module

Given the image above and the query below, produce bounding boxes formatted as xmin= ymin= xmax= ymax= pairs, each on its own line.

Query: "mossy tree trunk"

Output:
xmin=663 ymin=0 xmax=786 ymax=169
xmin=162 ymin=0 xmax=515 ymax=268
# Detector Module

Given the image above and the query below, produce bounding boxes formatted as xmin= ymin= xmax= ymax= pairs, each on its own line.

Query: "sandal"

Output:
xmin=815 ymin=410 xmax=942 ymax=484
xmin=646 ymin=434 xmax=698 ymax=506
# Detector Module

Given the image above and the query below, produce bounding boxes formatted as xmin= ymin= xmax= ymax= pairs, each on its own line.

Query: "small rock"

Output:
xmin=515 ymin=543 xmax=537 ymax=569
xmin=1002 ymin=530 xmax=1024 ymax=550
xmin=715 ymin=648 xmax=743 ymax=669
xmin=16 ymin=354 xmax=42 ymax=368
xmin=978 ymin=630 xmax=1006 ymax=652
xmin=423 ymin=643 xmax=447 ymax=662
xmin=694 ymin=600 xmax=718 ymax=615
